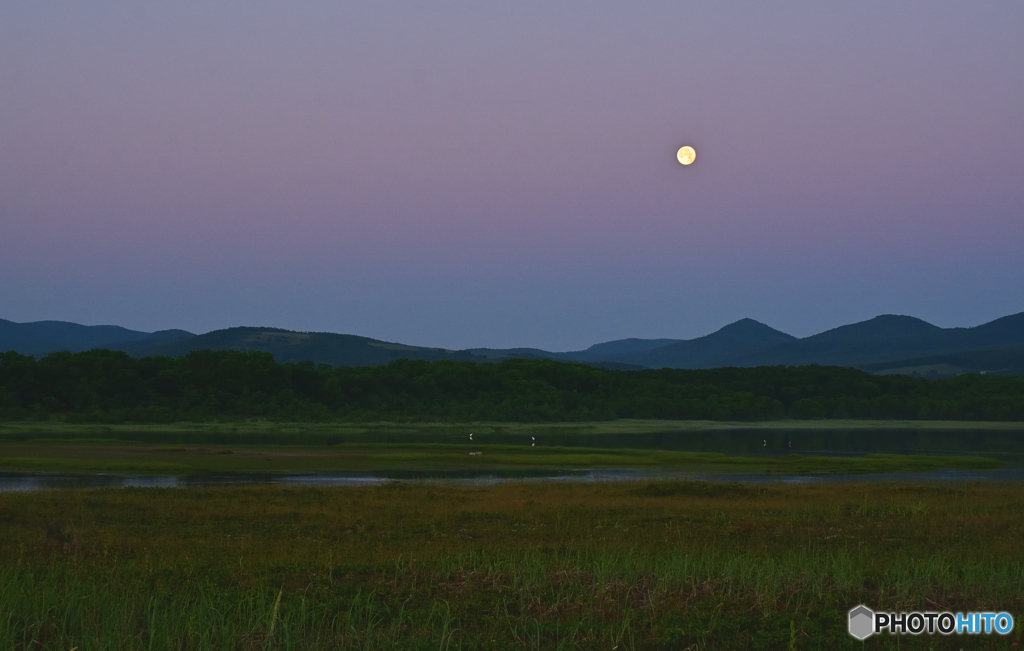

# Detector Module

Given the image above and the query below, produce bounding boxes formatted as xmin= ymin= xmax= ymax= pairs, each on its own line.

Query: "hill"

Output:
xmin=561 ymin=337 xmax=683 ymax=362
xmin=0 ymin=319 xmax=193 ymax=357
xmin=132 ymin=327 xmax=489 ymax=366
xmin=706 ymin=314 xmax=1024 ymax=372
xmin=3 ymin=312 xmax=1024 ymax=376
xmin=608 ymin=319 xmax=797 ymax=368
xmin=463 ymin=315 xmax=1024 ymax=375
xmin=588 ymin=313 xmax=1024 ymax=375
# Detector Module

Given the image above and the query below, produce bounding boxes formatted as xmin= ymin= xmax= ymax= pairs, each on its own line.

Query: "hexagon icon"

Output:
xmin=848 ymin=605 xmax=874 ymax=640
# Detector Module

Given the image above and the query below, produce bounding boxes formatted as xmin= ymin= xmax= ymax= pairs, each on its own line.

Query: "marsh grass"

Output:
xmin=1 ymin=482 xmax=1023 ymax=648
xmin=0 ymin=440 xmax=1004 ymax=475
xmin=2 ymin=418 xmax=1022 ymax=443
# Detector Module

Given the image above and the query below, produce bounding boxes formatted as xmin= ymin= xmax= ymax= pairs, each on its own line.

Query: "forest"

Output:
xmin=1 ymin=349 xmax=1023 ymax=423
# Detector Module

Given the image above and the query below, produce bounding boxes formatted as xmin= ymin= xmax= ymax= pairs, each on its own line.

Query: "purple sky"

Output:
xmin=2 ymin=1 xmax=1022 ymax=350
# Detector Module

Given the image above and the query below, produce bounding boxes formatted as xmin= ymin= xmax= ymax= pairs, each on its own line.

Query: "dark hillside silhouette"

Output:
xmin=2 ymin=312 xmax=1024 ymax=375
xmin=133 ymin=327 xmax=489 ymax=366
xmin=613 ymin=319 xmax=796 ymax=368
xmin=0 ymin=318 xmax=192 ymax=357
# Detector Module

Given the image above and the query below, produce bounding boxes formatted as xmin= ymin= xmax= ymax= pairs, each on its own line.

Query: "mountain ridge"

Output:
xmin=704 ymin=314 xmax=1024 ymax=369
xmin=597 ymin=319 xmax=796 ymax=369
xmin=0 ymin=318 xmax=194 ymax=357
xmin=3 ymin=312 xmax=1023 ymax=376
xmin=133 ymin=326 xmax=489 ymax=367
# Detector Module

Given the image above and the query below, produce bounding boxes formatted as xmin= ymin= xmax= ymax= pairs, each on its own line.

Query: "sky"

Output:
xmin=1 ymin=1 xmax=1022 ymax=351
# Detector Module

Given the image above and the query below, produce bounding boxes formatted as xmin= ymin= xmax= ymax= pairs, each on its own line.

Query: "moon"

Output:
xmin=676 ymin=145 xmax=696 ymax=166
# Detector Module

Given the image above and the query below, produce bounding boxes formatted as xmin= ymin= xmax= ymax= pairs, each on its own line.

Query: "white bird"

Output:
xmin=469 ymin=433 xmax=473 ymax=441
xmin=763 ymin=439 xmax=767 ymax=447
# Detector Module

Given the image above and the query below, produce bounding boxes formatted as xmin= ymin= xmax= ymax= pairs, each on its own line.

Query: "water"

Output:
xmin=5 ymin=468 xmax=1024 ymax=493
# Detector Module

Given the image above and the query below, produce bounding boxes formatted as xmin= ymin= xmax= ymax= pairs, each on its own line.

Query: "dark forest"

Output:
xmin=2 ymin=349 xmax=1023 ymax=423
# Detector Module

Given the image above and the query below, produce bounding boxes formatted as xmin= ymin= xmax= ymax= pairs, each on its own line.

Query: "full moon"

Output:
xmin=676 ymin=145 xmax=696 ymax=165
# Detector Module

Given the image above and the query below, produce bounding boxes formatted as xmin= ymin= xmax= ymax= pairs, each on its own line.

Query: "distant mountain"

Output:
xmin=722 ymin=315 xmax=956 ymax=367
xmin=133 ymin=327 xmax=488 ymax=366
xmin=0 ymin=319 xmax=193 ymax=357
xmin=720 ymin=314 xmax=1024 ymax=370
xmin=614 ymin=313 xmax=1024 ymax=375
xmin=957 ymin=312 xmax=1024 ymax=349
xmin=4 ymin=311 xmax=1024 ymax=376
xmin=607 ymin=319 xmax=797 ymax=369
xmin=461 ymin=320 xmax=797 ymax=370
xmin=463 ymin=347 xmax=560 ymax=361
xmin=110 ymin=329 xmax=197 ymax=354
xmin=468 ymin=338 xmax=680 ymax=365
xmin=562 ymin=338 xmax=683 ymax=362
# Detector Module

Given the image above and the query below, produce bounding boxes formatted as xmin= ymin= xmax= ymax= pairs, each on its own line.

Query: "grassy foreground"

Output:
xmin=2 ymin=482 xmax=1023 ymax=649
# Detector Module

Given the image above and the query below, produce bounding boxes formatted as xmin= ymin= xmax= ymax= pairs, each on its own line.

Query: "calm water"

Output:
xmin=5 ymin=468 xmax=1024 ymax=493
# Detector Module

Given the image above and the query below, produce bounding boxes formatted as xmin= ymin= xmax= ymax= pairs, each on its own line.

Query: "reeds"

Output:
xmin=1 ymin=482 xmax=1022 ymax=649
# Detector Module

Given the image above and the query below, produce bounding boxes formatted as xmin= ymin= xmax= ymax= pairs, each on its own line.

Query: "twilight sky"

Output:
xmin=2 ymin=1 xmax=1022 ymax=350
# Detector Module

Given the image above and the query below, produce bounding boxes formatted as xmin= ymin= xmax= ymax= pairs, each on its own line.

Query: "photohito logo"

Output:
xmin=848 ymin=605 xmax=1014 ymax=639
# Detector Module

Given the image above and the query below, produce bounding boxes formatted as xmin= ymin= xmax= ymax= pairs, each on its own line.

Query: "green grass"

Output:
xmin=0 ymin=418 xmax=1017 ymax=475
xmin=2 ymin=482 xmax=1023 ymax=649
xmin=0 ymin=456 xmax=191 ymax=473
xmin=18 ymin=437 xmax=146 ymax=446
xmin=2 ymin=417 xmax=1023 ymax=442
xmin=346 ymin=445 xmax=1002 ymax=473
xmin=0 ymin=440 xmax=1003 ymax=474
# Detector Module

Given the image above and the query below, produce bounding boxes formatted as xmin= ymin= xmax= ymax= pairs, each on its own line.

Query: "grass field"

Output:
xmin=0 ymin=418 xmax=1017 ymax=475
xmin=3 ymin=418 xmax=1023 ymax=442
xmin=2 ymin=481 xmax=1023 ymax=649
xmin=0 ymin=440 xmax=1004 ymax=475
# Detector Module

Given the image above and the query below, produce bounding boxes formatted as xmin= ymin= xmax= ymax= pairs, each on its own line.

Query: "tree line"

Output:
xmin=1 ymin=349 xmax=1023 ymax=423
